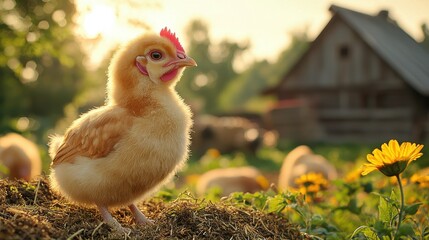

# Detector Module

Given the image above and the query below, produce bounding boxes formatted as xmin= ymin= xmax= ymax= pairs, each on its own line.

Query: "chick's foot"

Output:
xmin=97 ymin=205 xmax=131 ymax=234
xmin=129 ymin=203 xmax=154 ymax=225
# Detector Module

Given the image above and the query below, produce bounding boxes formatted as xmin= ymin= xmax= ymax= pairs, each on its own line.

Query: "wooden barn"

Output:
xmin=265 ymin=5 xmax=429 ymax=143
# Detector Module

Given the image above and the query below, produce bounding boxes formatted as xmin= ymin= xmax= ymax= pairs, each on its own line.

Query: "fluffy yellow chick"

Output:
xmin=49 ymin=28 xmax=196 ymax=232
xmin=0 ymin=133 xmax=42 ymax=181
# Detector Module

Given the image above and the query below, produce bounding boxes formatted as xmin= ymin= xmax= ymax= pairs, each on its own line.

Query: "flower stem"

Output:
xmin=395 ymin=174 xmax=405 ymax=235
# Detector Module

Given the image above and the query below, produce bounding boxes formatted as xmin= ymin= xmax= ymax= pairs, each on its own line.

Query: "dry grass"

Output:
xmin=0 ymin=177 xmax=306 ymax=239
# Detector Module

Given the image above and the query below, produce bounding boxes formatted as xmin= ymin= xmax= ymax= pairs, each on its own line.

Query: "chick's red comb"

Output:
xmin=160 ymin=27 xmax=185 ymax=53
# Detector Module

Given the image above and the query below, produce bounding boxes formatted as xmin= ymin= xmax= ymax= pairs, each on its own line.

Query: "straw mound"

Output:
xmin=0 ymin=178 xmax=306 ymax=239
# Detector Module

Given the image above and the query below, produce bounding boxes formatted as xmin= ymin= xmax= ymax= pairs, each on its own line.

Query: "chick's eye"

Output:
xmin=150 ymin=51 xmax=163 ymax=60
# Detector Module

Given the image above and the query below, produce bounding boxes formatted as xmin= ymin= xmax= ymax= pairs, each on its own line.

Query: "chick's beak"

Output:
xmin=136 ymin=56 xmax=146 ymax=65
xmin=164 ymin=56 xmax=197 ymax=68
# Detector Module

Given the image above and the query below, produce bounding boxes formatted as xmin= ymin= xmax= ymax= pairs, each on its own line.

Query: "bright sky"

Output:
xmin=75 ymin=0 xmax=429 ymax=67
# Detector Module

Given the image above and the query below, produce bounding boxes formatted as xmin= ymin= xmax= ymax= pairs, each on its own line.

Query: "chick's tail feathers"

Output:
xmin=48 ymin=134 xmax=63 ymax=160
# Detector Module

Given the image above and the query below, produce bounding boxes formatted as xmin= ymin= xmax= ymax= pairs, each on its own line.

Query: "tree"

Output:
xmin=221 ymin=31 xmax=310 ymax=113
xmin=0 ymin=0 xmax=86 ymax=138
xmin=177 ymin=20 xmax=309 ymax=115
xmin=177 ymin=20 xmax=248 ymax=114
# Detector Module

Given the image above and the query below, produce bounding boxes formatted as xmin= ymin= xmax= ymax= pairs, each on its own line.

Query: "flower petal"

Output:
xmin=381 ymin=142 xmax=395 ymax=160
xmin=389 ymin=140 xmax=400 ymax=158
xmin=361 ymin=164 xmax=377 ymax=176
xmin=408 ymin=144 xmax=424 ymax=160
xmin=367 ymin=153 xmax=382 ymax=165
xmin=400 ymin=142 xmax=411 ymax=159
xmin=373 ymin=148 xmax=390 ymax=164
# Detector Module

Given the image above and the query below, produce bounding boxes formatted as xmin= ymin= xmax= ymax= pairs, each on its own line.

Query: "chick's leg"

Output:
xmin=97 ymin=205 xmax=128 ymax=233
xmin=129 ymin=203 xmax=153 ymax=225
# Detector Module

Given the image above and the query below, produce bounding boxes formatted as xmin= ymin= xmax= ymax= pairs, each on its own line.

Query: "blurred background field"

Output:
xmin=2 ymin=0 xmax=429 ymax=170
xmin=2 ymin=1 xmax=429 ymax=238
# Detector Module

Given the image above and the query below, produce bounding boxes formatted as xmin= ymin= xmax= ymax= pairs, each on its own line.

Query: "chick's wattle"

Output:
xmin=48 ymin=28 xmax=196 ymax=232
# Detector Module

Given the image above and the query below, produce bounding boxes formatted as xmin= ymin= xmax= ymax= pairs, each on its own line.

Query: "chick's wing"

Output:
xmin=52 ymin=107 xmax=134 ymax=166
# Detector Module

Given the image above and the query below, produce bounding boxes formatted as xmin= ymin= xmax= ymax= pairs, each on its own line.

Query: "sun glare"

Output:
xmin=79 ymin=4 xmax=116 ymax=39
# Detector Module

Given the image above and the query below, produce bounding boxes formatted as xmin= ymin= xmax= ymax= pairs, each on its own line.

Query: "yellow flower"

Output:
xmin=390 ymin=175 xmax=408 ymax=186
xmin=362 ymin=140 xmax=423 ymax=177
xmin=206 ymin=148 xmax=221 ymax=158
xmin=307 ymin=184 xmax=321 ymax=193
xmin=294 ymin=172 xmax=328 ymax=192
xmin=185 ymin=174 xmax=200 ymax=185
xmin=344 ymin=167 xmax=363 ymax=183
xmin=292 ymin=173 xmax=329 ymax=203
xmin=255 ymin=175 xmax=270 ymax=190
xmin=411 ymin=173 xmax=429 ymax=188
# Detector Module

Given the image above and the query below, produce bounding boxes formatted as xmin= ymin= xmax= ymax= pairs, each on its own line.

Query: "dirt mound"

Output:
xmin=0 ymin=177 xmax=305 ymax=239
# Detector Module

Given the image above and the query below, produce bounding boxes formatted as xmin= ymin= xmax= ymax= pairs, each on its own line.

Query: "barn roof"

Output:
xmin=329 ymin=5 xmax=429 ymax=96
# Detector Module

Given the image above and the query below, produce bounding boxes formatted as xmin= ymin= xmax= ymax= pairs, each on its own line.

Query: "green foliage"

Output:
xmin=219 ymin=60 xmax=272 ymax=112
xmin=0 ymin=0 xmax=87 ymax=144
xmin=177 ymin=20 xmax=248 ymax=114
xmin=228 ymin=191 xmax=271 ymax=211
xmin=377 ymin=190 xmax=399 ymax=225
xmin=220 ymin=180 xmax=426 ymax=240
xmin=226 ymin=190 xmax=342 ymax=239
xmin=185 ymin=150 xmax=249 ymax=174
xmin=204 ymin=186 xmax=224 ymax=202
xmin=220 ymin=31 xmax=310 ymax=113
xmin=177 ymin=20 xmax=309 ymax=115
xmin=266 ymin=193 xmax=288 ymax=213
xmin=0 ymin=163 xmax=9 ymax=175
xmin=180 ymin=144 xmax=429 ymax=240
xmin=155 ymin=188 xmax=178 ymax=202
xmin=351 ymin=181 xmax=424 ymax=239
xmin=404 ymin=202 xmax=422 ymax=215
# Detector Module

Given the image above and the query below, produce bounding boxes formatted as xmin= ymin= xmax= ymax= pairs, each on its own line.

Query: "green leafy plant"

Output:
xmin=175 ymin=143 xmax=428 ymax=239
xmin=353 ymin=140 xmax=424 ymax=239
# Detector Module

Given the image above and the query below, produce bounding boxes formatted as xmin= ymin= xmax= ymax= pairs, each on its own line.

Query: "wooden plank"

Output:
xmin=318 ymin=108 xmax=413 ymax=120
xmin=320 ymin=133 xmax=413 ymax=143
xmin=322 ymin=120 xmax=413 ymax=133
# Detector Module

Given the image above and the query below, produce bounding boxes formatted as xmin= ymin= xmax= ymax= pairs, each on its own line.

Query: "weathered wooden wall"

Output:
xmin=266 ymin=105 xmax=421 ymax=143
xmin=268 ymin=16 xmax=425 ymax=143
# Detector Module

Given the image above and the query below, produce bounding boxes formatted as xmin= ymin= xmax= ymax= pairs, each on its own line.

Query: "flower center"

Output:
xmin=378 ymin=161 xmax=408 ymax=177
